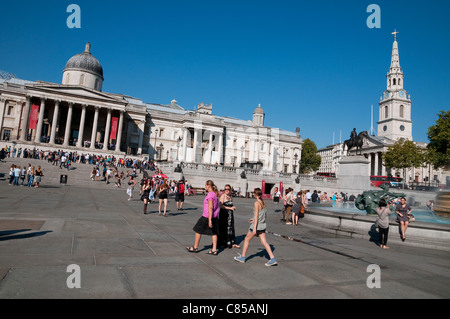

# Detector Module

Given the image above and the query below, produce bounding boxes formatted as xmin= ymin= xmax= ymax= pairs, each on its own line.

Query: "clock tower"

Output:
xmin=377 ymin=30 xmax=413 ymax=141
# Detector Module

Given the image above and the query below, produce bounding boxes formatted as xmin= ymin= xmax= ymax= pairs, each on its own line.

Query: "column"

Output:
xmin=193 ymin=129 xmax=198 ymax=163
xmin=218 ymin=130 xmax=223 ymax=165
xmin=115 ymin=110 xmax=124 ymax=153
xmin=0 ymin=98 xmax=6 ymax=136
xmin=90 ymin=106 xmax=99 ymax=149
xmin=77 ymin=104 xmax=87 ymax=148
xmin=208 ymin=132 xmax=213 ymax=164
xmin=20 ymin=96 xmax=32 ymax=141
xmin=182 ymin=128 xmax=188 ymax=162
xmin=137 ymin=122 xmax=144 ymax=155
xmin=49 ymin=100 xmax=60 ymax=145
xmin=103 ymin=108 xmax=112 ymax=151
xmin=35 ymin=98 xmax=46 ymax=143
xmin=63 ymin=103 xmax=73 ymax=147
xmin=374 ymin=152 xmax=379 ymax=176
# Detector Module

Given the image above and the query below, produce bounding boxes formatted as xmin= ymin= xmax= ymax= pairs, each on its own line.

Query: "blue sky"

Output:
xmin=1 ymin=0 xmax=449 ymax=149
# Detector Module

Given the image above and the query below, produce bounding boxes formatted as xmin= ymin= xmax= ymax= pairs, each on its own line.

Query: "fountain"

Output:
xmin=354 ymin=184 xmax=405 ymax=215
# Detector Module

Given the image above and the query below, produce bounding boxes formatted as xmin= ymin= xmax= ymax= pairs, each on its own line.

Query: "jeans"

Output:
xmin=27 ymin=176 xmax=34 ymax=187
xmin=13 ymin=176 xmax=19 ymax=186
xmin=379 ymin=226 xmax=389 ymax=246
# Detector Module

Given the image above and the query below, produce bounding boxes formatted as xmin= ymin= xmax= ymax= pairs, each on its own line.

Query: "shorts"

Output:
xmin=249 ymin=228 xmax=266 ymax=235
xmin=193 ymin=217 xmax=219 ymax=236
xmin=158 ymin=192 xmax=168 ymax=200
xmin=175 ymin=193 xmax=184 ymax=202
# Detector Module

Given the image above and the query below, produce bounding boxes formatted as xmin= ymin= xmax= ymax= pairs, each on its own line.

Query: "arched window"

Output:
xmin=398 ymin=78 xmax=401 ymax=86
xmin=393 ymin=78 xmax=396 ymax=85
xmin=400 ymin=105 xmax=404 ymax=118
xmin=385 ymin=106 xmax=389 ymax=118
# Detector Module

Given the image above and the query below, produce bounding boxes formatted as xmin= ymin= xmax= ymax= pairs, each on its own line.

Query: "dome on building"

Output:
xmin=253 ymin=104 xmax=265 ymax=114
xmin=64 ymin=42 xmax=103 ymax=79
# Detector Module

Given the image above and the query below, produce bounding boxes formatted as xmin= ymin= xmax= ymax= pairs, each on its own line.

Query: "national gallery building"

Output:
xmin=0 ymin=43 xmax=302 ymax=173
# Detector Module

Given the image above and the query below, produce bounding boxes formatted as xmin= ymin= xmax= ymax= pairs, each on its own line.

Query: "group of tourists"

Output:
xmin=7 ymin=163 xmax=44 ymax=188
xmin=186 ymin=180 xmax=278 ymax=267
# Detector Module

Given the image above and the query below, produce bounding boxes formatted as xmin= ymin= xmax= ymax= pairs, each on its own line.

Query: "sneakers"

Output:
xmin=265 ymin=258 xmax=278 ymax=267
xmin=234 ymin=255 xmax=278 ymax=267
xmin=234 ymin=255 xmax=246 ymax=263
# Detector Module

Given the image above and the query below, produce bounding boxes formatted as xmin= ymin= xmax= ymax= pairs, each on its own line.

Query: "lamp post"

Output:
xmin=159 ymin=143 xmax=164 ymax=161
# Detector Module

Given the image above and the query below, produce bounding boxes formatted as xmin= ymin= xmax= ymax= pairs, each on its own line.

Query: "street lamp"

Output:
xmin=294 ymin=153 xmax=298 ymax=174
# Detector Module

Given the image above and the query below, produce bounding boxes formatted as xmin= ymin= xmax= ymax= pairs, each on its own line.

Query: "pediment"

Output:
xmin=27 ymin=83 xmax=125 ymax=104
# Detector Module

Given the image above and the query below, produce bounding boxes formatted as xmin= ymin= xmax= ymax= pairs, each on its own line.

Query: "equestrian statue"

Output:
xmin=343 ymin=129 xmax=369 ymax=156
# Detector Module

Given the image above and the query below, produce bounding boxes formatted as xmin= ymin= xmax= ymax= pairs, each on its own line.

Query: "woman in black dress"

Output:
xmin=218 ymin=184 xmax=240 ymax=249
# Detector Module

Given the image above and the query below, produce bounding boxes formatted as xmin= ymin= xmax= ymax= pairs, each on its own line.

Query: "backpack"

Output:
xmin=177 ymin=182 xmax=185 ymax=194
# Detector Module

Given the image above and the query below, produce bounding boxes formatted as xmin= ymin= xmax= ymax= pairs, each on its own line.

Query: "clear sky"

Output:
xmin=1 ymin=0 xmax=448 ymax=149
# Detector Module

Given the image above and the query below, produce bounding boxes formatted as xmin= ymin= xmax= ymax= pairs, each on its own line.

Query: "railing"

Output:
xmin=157 ymin=161 xmax=339 ymax=184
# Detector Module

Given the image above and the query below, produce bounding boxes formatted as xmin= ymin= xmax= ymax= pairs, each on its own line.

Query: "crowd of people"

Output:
xmin=2 ymin=144 xmax=415 ymax=262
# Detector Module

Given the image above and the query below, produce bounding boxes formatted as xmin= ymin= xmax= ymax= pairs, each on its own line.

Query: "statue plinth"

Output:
xmin=338 ymin=155 xmax=370 ymax=193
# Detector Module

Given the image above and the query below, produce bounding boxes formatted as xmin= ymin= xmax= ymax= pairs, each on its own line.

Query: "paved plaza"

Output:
xmin=0 ymin=157 xmax=449 ymax=302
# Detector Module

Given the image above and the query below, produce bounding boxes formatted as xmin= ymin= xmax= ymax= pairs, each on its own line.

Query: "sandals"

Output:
xmin=206 ymin=250 xmax=218 ymax=256
xmin=186 ymin=247 xmax=198 ymax=253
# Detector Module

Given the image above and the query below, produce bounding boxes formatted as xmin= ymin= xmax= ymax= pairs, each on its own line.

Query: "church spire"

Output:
xmin=390 ymin=29 xmax=401 ymax=72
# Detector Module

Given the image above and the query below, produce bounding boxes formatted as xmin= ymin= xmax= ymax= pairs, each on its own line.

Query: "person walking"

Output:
xmin=284 ymin=188 xmax=295 ymax=225
xmin=175 ymin=179 xmax=185 ymax=211
xmin=34 ymin=166 xmax=43 ymax=188
xmin=27 ymin=165 xmax=35 ymax=188
xmin=187 ymin=180 xmax=220 ymax=255
xmin=158 ymin=179 xmax=169 ymax=216
xmin=142 ymin=179 xmax=151 ymax=214
xmin=396 ymin=197 xmax=412 ymax=241
xmin=234 ymin=188 xmax=277 ymax=266
xmin=218 ymin=184 xmax=240 ymax=249
xmin=127 ymin=175 xmax=137 ymax=201
xmin=376 ymin=199 xmax=392 ymax=249
xmin=272 ymin=187 xmax=281 ymax=212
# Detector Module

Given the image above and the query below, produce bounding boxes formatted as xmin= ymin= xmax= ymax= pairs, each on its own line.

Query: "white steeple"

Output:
xmin=377 ymin=30 xmax=413 ymax=141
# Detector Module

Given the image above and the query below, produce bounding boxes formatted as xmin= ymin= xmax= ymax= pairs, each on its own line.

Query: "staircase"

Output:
xmin=0 ymin=156 xmax=146 ymax=189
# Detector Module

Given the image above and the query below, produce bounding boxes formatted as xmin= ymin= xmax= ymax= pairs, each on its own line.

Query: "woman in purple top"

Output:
xmin=395 ymin=197 xmax=412 ymax=241
xmin=187 ymin=180 xmax=220 ymax=255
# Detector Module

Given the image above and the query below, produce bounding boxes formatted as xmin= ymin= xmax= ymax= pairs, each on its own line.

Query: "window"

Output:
xmin=393 ymin=78 xmax=396 ymax=85
xmin=385 ymin=106 xmax=388 ymax=118
xmin=80 ymin=74 xmax=85 ymax=85
xmin=7 ymin=105 xmax=13 ymax=115
xmin=2 ymin=129 xmax=11 ymax=141
xmin=400 ymin=105 xmax=404 ymax=118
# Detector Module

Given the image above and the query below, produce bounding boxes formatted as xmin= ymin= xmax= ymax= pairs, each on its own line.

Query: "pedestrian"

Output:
xmin=175 ymin=179 xmax=185 ymax=211
xmin=218 ymin=184 xmax=240 ymax=249
xmin=272 ymin=186 xmax=281 ymax=212
xmin=20 ymin=166 xmax=26 ymax=186
xmin=13 ymin=165 xmax=21 ymax=186
xmin=8 ymin=164 xmax=15 ymax=185
xmin=234 ymin=188 xmax=277 ymax=266
xmin=396 ymin=197 xmax=412 ymax=241
xmin=127 ymin=175 xmax=136 ymax=201
xmin=34 ymin=166 xmax=43 ymax=188
xmin=291 ymin=190 xmax=303 ymax=226
xmin=158 ymin=179 xmax=169 ymax=216
xmin=376 ymin=199 xmax=392 ymax=249
xmin=141 ymin=179 xmax=151 ymax=214
xmin=284 ymin=188 xmax=295 ymax=225
xmin=27 ymin=165 xmax=34 ymax=188
xmin=187 ymin=180 xmax=220 ymax=255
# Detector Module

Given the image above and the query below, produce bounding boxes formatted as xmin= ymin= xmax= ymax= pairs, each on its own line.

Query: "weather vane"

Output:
xmin=392 ymin=29 xmax=399 ymax=40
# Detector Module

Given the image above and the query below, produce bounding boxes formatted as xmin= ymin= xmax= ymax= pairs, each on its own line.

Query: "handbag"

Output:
xmin=408 ymin=214 xmax=415 ymax=222
xmin=300 ymin=206 xmax=305 ymax=214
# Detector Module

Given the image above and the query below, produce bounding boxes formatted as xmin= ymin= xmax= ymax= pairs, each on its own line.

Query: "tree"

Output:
xmin=382 ymin=139 xmax=426 ymax=186
xmin=427 ymin=110 xmax=450 ymax=169
xmin=300 ymin=138 xmax=321 ymax=174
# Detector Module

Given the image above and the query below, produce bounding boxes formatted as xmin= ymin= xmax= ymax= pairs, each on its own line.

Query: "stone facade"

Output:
xmin=0 ymin=43 xmax=302 ymax=173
